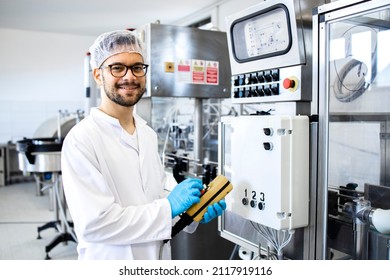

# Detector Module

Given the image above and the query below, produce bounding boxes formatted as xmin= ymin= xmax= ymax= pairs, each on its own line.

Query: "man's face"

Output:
xmin=96 ymin=52 xmax=146 ymax=107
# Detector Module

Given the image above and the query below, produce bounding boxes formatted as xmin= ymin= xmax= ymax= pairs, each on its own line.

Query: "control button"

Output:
xmin=258 ymin=202 xmax=264 ymax=210
xmin=233 ymin=88 xmax=239 ymax=98
xmin=250 ymin=200 xmax=256 ymax=208
xmin=244 ymin=74 xmax=251 ymax=85
xmin=233 ymin=77 xmax=239 ymax=87
xmin=257 ymin=72 xmax=265 ymax=83
xmin=238 ymin=89 xmax=245 ymax=98
xmin=263 ymin=142 xmax=273 ymax=151
xmin=271 ymin=84 xmax=279 ymax=95
xmin=264 ymin=86 xmax=272 ymax=96
xmin=271 ymin=70 xmax=279 ymax=81
xmin=283 ymin=76 xmax=299 ymax=91
xmin=238 ymin=75 xmax=245 ymax=86
xmin=248 ymin=87 xmax=257 ymax=97
xmin=258 ymin=86 xmax=265 ymax=96
xmin=250 ymin=74 xmax=258 ymax=84
xmin=283 ymin=78 xmax=295 ymax=89
xmin=263 ymin=128 xmax=273 ymax=136
xmin=264 ymin=71 xmax=272 ymax=82
xmin=242 ymin=198 xmax=249 ymax=205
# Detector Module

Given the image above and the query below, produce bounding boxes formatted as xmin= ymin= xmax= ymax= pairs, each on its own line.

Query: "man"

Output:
xmin=61 ymin=30 xmax=226 ymax=260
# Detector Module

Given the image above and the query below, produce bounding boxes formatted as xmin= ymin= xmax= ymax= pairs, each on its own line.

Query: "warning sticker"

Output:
xmin=192 ymin=59 xmax=205 ymax=84
xmin=177 ymin=59 xmax=191 ymax=83
xmin=205 ymin=61 xmax=219 ymax=85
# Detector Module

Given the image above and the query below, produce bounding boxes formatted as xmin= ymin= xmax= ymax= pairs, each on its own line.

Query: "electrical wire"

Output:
xmin=159 ymin=242 xmax=165 ymax=260
xmin=332 ymin=26 xmax=378 ymax=103
xmin=250 ymin=221 xmax=295 ymax=260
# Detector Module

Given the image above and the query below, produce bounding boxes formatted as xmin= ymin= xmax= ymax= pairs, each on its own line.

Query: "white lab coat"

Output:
xmin=61 ymin=107 xmax=177 ymax=260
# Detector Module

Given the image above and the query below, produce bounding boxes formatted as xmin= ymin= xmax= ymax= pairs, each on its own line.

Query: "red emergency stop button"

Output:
xmin=282 ymin=77 xmax=298 ymax=92
xmin=283 ymin=78 xmax=295 ymax=89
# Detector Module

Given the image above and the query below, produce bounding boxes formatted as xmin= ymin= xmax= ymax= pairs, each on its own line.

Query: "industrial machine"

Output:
xmin=15 ymin=110 xmax=82 ymax=259
xmin=313 ymin=0 xmax=390 ymax=260
xmin=218 ymin=0 xmax=325 ymax=260
xmin=218 ymin=0 xmax=390 ymax=260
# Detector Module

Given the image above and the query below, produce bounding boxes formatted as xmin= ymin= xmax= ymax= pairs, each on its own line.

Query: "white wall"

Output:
xmin=0 ymin=28 xmax=95 ymax=143
xmin=172 ymin=0 xmax=262 ymax=31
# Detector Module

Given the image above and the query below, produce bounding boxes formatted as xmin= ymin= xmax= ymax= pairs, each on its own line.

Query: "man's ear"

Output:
xmin=93 ymin=68 xmax=103 ymax=86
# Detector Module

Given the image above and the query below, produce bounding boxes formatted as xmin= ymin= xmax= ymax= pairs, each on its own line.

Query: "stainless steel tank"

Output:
xmin=16 ymin=138 xmax=62 ymax=173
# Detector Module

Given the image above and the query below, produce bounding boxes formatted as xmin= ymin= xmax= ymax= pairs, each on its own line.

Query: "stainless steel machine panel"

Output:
xmin=225 ymin=0 xmax=322 ymax=104
xmin=139 ymin=23 xmax=231 ymax=99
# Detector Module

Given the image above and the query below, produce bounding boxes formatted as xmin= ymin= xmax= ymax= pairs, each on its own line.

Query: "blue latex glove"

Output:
xmin=200 ymin=199 xmax=227 ymax=224
xmin=167 ymin=178 xmax=203 ymax=218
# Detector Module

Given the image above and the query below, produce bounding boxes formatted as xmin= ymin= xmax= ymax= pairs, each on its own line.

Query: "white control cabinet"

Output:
xmin=228 ymin=115 xmax=309 ymax=230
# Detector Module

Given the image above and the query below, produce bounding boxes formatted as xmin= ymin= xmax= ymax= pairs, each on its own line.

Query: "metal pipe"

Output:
xmin=193 ymin=99 xmax=203 ymax=176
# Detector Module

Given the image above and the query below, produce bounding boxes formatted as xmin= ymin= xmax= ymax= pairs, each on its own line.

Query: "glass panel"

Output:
xmin=326 ymin=5 xmax=390 ymax=259
xmin=328 ymin=10 xmax=390 ymax=114
xmin=328 ymin=7 xmax=390 ymax=189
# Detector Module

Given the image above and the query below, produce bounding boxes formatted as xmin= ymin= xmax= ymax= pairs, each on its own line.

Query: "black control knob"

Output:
xmin=271 ymin=71 xmax=279 ymax=81
xmin=264 ymin=71 xmax=272 ymax=82
xmin=233 ymin=76 xmax=239 ymax=87
xmin=233 ymin=88 xmax=239 ymax=98
xmin=257 ymin=72 xmax=265 ymax=83
xmin=258 ymin=86 xmax=265 ymax=96
xmin=242 ymin=198 xmax=249 ymax=205
xmin=251 ymin=86 xmax=258 ymax=97
xmin=263 ymin=142 xmax=273 ymax=150
xmin=264 ymin=86 xmax=272 ymax=96
xmin=263 ymin=128 xmax=273 ymax=136
xmin=271 ymin=85 xmax=279 ymax=95
xmin=250 ymin=74 xmax=258 ymax=84
xmin=250 ymin=200 xmax=257 ymax=208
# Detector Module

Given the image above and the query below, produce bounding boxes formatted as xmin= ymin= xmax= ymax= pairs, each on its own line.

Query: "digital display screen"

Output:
xmin=230 ymin=5 xmax=292 ymax=62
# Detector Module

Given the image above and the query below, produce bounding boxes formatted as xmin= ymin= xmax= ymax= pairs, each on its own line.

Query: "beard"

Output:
xmin=102 ymin=75 xmax=146 ymax=107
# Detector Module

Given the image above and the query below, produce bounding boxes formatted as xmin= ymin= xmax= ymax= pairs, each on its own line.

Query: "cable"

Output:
xmin=332 ymin=25 xmax=378 ymax=103
xmin=159 ymin=242 xmax=165 ymax=260
xmin=250 ymin=221 xmax=295 ymax=260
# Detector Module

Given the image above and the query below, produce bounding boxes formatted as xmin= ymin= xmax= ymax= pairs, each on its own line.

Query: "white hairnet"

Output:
xmin=89 ymin=30 xmax=145 ymax=69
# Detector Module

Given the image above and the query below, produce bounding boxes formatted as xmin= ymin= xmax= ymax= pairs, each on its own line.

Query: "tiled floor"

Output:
xmin=0 ymin=181 xmax=77 ymax=260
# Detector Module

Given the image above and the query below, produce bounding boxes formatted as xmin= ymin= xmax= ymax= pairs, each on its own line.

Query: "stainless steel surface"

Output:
xmin=17 ymin=152 xmax=61 ymax=173
xmin=0 ymin=146 xmax=5 ymax=186
xmin=16 ymin=138 xmax=62 ymax=173
xmin=139 ymin=23 xmax=231 ymax=99
xmin=135 ymin=24 xmax=235 ymax=259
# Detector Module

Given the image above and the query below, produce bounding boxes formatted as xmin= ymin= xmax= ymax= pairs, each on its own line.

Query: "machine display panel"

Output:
xmin=230 ymin=4 xmax=292 ymax=62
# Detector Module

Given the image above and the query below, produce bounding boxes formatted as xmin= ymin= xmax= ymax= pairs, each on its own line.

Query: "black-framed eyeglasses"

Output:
xmin=101 ymin=63 xmax=149 ymax=78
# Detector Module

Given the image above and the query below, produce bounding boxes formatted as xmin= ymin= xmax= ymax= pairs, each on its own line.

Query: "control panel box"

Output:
xmin=231 ymin=65 xmax=305 ymax=103
xmin=227 ymin=115 xmax=309 ymax=230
